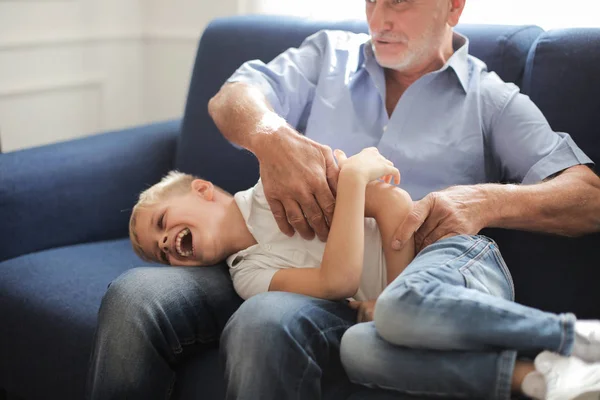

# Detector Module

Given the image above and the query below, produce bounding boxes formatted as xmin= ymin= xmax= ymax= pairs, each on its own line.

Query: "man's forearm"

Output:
xmin=483 ymin=165 xmax=600 ymax=236
xmin=208 ymin=82 xmax=288 ymax=156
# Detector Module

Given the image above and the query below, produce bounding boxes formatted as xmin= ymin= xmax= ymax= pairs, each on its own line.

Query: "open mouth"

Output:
xmin=176 ymin=228 xmax=194 ymax=257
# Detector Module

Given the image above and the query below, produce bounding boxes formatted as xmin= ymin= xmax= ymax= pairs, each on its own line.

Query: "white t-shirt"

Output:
xmin=226 ymin=180 xmax=387 ymax=301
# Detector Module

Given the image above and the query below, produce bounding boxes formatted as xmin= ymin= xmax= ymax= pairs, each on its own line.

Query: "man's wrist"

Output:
xmin=477 ymin=183 xmax=521 ymax=228
xmin=250 ymin=121 xmax=294 ymax=161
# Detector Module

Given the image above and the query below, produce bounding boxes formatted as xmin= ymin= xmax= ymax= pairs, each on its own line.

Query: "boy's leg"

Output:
xmin=340 ymin=235 xmax=576 ymax=400
xmin=86 ymin=265 xmax=242 ymax=400
xmin=374 ymin=235 xmax=575 ymax=355
xmin=220 ymin=291 xmax=358 ymax=400
xmin=342 ymin=322 xmax=518 ymax=400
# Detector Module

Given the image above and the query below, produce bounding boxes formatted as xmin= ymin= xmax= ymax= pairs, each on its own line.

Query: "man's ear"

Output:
xmin=447 ymin=0 xmax=466 ymax=27
xmin=191 ymin=179 xmax=214 ymax=201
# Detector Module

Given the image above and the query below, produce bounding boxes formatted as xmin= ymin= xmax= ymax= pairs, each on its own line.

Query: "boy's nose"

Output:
xmin=162 ymin=235 xmax=169 ymax=252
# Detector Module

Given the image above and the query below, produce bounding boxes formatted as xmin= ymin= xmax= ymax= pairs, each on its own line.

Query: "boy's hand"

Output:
xmin=334 ymin=148 xmax=400 ymax=186
xmin=348 ymin=300 xmax=377 ymax=323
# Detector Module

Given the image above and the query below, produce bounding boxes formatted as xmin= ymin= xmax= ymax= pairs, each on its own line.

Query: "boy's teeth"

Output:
xmin=176 ymin=228 xmax=193 ymax=257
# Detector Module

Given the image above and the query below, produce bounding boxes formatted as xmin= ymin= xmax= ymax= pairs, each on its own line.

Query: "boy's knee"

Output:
xmin=340 ymin=323 xmax=388 ymax=385
xmin=374 ymin=279 xmax=435 ymax=346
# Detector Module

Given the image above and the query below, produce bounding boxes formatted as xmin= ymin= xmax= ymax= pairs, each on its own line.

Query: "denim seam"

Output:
xmin=456 ymin=240 xmax=514 ymax=302
xmin=168 ymin=285 xmax=220 ymax=355
xmin=348 ymin=380 xmax=471 ymax=398
xmin=494 ymin=350 xmax=517 ymax=400
xmin=425 ymin=237 xmax=485 ymax=273
xmin=455 ymin=241 xmax=492 ymax=276
xmin=297 ymin=323 xmax=352 ymax=400
xmin=489 ymin=247 xmax=516 ymax=301
xmin=404 ymin=273 xmax=537 ymax=321
xmin=557 ymin=313 xmax=576 ymax=355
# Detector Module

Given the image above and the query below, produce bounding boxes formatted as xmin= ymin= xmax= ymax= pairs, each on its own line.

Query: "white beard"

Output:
xmin=370 ymin=24 xmax=438 ymax=72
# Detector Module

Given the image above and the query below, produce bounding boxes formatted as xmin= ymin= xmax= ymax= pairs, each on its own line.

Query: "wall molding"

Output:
xmin=144 ymin=30 xmax=201 ymax=42
xmin=0 ymin=30 xmax=202 ymax=51
xmin=0 ymin=32 xmax=144 ymax=51
xmin=0 ymin=75 xmax=104 ymax=99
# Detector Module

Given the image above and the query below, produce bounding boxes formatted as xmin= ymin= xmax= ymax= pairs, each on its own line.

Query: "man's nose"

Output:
xmin=369 ymin=1 xmax=392 ymax=33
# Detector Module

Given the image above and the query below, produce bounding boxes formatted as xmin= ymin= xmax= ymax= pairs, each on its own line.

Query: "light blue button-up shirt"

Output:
xmin=228 ymin=30 xmax=592 ymax=200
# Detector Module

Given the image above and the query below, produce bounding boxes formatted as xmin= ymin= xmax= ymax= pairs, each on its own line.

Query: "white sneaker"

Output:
xmin=573 ymin=320 xmax=600 ymax=364
xmin=535 ymin=351 xmax=600 ymax=400
xmin=522 ymin=370 xmax=548 ymax=399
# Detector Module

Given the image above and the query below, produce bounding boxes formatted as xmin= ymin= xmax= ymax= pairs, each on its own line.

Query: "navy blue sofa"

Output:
xmin=1 ymin=15 xmax=599 ymax=400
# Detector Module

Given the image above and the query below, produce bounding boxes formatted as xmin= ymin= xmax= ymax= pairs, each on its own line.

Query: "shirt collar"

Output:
xmin=361 ymin=31 xmax=470 ymax=92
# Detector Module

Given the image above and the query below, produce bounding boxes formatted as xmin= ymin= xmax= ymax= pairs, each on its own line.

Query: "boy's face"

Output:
xmin=134 ymin=180 xmax=222 ymax=267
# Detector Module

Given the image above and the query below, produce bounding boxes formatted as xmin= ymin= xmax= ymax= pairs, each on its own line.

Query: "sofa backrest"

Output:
xmin=175 ymin=15 xmax=542 ymax=194
xmin=484 ymin=29 xmax=600 ymax=319
xmin=523 ymin=29 xmax=600 ymax=168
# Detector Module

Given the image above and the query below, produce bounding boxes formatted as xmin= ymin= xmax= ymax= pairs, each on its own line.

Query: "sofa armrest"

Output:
xmin=0 ymin=120 xmax=181 ymax=262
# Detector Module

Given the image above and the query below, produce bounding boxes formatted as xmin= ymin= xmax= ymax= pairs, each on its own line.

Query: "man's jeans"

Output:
xmin=86 ymin=264 xmax=243 ymax=400
xmin=222 ymin=235 xmax=576 ymax=400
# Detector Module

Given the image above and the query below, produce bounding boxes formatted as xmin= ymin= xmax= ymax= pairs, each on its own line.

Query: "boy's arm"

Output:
xmin=366 ymin=182 xmax=416 ymax=284
xmin=269 ymin=167 xmax=369 ymax=300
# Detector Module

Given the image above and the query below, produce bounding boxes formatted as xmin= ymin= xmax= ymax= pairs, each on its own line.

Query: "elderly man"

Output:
xmin=208 ymin=0 xmax=600 ymax=399
xmin=86 ymin=0 xmax=600 ymax=399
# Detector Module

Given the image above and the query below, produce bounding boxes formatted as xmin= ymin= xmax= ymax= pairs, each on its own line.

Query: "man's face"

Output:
xmin=134 ymin=189 xmax=221 ymax=267
xmin=366 ymin=0 xmax=451 ymax=71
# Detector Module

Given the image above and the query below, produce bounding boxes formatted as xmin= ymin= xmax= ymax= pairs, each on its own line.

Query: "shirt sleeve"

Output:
xmin=488 ymin=87 xmax=594 ymax=184
xmin=230 ymin=262 xmax=279 ymax=301
xmin=226 ymin=30 xmax=329 ymax=129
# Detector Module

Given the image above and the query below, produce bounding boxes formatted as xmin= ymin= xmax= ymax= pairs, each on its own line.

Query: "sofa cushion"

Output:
xmin=0 ymin=239 xmax=156 ymax=399
xmin=175 ymin=15 xmax=542 ymax=194
xmin=0 ymin=120 xmax=179 ymax=262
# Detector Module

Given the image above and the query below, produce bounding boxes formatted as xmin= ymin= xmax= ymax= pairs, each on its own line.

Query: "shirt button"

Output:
xmin=265 ymin=245 xmax=272 ymax=251
xmin=383 ymin=125 xmax=388 ymax=132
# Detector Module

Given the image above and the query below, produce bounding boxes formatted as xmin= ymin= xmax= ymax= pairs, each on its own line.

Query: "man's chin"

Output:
xmin=372 ymin=49 xmax=411 ymax=71
xmin=375 ymin=57 xmax=412 ymax=71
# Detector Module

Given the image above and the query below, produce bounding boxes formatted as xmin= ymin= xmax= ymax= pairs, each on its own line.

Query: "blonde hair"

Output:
xmin=129 ymin=171 xmax=198 ymax=262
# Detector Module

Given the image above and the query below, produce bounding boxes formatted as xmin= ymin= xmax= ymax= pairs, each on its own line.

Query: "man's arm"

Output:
xmin=208 ymin=31 xmax=340 ymax=242
xmin=484 ymin=165 xmax=600 ymax=234
xmin=393 ymin=165 xmax=600 ymax=251
xmin=209 ymin=82 xmax=338 ymax=242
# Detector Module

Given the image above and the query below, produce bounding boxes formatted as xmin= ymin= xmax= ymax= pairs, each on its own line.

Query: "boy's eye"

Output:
xmin=158 ymin=212 xmax=165 ymax=230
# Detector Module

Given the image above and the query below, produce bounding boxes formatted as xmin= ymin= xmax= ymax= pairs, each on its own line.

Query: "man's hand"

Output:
xmin=257 ymin=130 xmax=339 ymax=241
xmin=348 ymin=300 xmax=377 ymax=323
xmin=392 ymin=185 xmax=490 ymax=253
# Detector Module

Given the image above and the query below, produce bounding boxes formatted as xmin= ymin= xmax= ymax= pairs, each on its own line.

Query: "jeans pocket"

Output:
xmin=458 ymin=243 xmax=513 ymax=301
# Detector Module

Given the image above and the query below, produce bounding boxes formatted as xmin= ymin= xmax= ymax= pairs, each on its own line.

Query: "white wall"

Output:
xmin=0 ymin=0 xmax=146 ymax=152
xmin=142 ymin=0 xmax=238 ymax=124
xmin=0 ymin=0 xmax=238 ymax=153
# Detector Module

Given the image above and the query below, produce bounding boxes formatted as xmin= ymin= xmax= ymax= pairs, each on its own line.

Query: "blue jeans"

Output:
xmin=86 ymin=264 xmax=243 ymax=400
xmin=222 ymin=235 xmax=576 ymax=400
xmin=340 ymin=235 xmax=576 ymax=400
